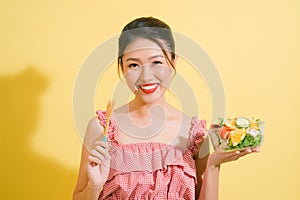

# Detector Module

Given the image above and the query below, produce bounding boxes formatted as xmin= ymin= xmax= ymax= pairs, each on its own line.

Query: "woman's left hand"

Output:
xmin=208 ymin=147 xmax=260 ymax=167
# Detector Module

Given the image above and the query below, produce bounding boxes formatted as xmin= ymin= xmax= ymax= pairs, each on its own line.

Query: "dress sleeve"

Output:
xmin=188 ymin=116 xmax=207 ymax=154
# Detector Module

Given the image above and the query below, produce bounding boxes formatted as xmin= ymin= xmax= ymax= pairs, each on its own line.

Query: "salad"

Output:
xmin=209 ymin=117 xmax=264 ymax=151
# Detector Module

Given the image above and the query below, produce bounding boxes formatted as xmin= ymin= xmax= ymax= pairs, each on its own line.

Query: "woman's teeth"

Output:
xmin=140 ymin=84 xmax=157 ymax=90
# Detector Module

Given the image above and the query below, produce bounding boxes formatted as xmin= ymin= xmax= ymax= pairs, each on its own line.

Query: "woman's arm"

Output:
xmin=194 ymin=135 xmax=210 ymax=198
xmin=73 ymin=117 xmax=111 ymax=200
xmin=198 ymin=148 xmax=260 ymax=200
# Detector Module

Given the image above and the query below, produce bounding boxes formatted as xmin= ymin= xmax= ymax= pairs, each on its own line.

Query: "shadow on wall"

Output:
xmin=0 ymin=67 xmax=76 ymax=200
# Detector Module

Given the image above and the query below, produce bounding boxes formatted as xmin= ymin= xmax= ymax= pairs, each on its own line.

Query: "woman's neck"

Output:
xmin=129 ymin=97 xmax=168 ymax=117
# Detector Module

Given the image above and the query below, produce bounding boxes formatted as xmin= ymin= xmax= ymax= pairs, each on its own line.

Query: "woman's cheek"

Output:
xmin=155 ymin=66 xmax=172 ymax=88
xmin=124 ymin=70 xmax=139 ymax=92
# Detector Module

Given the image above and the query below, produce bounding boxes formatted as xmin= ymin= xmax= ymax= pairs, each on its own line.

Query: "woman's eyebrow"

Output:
xmin=148 ymin=55 xmax=164 ymax=60
xmin=125 ymin=55 xmax=164 ymax=62
xmin=125 ymin=58 xmax=141 ymax=62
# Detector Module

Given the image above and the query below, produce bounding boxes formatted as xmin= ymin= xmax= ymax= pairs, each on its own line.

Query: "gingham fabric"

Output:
xmin=96 ymin=110 xmax=206 ymax=200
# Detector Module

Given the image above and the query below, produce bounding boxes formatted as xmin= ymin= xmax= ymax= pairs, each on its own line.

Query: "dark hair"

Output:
xmin=118 ymin=17 xmax=176 ymax=74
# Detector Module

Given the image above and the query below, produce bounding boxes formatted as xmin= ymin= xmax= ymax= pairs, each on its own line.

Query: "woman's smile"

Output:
xmin=139 ymin=83 xmax=159 ymax=94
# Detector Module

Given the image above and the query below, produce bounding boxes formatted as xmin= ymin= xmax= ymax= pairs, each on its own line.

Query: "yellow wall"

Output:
xmin=1 ymin=0 xmax=299 ymax=199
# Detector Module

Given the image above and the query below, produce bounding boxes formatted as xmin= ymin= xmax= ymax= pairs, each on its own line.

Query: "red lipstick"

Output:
xmin=139 ymin=83 xmax=159 ymax=94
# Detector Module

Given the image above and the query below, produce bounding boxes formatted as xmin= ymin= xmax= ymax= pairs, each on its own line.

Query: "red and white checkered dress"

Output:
xmin=96 ymin=110 xmax=206 ymax=200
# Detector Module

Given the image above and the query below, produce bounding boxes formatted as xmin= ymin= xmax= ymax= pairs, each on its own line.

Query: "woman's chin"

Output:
xmin=135 ymin=89 xmax=166 ymax=105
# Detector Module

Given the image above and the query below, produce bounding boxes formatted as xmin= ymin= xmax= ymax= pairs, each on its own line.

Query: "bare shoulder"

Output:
xmin=83 ymin=117 xmax=104 ymax=150
xmin=181 ymin=113 xmax=192 ymax=126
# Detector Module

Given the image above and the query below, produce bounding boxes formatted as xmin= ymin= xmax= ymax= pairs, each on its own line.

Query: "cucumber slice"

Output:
xmin=236 ymin=117 xmax=250 ymax=128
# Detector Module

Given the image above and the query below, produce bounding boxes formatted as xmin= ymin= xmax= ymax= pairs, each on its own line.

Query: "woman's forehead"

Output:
xmin=122 ymin=38 xmax=167 ymax=57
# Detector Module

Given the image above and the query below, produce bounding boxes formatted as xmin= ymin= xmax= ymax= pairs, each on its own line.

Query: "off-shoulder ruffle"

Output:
xmin=188 ymin=116 xmax=207 ymax=153
xmin=107 ymin=142 xmax=195 ymax=174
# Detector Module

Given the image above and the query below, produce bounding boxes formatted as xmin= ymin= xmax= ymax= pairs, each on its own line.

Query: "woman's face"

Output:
xmin=121 ymin=38 xmax=177 ymax=104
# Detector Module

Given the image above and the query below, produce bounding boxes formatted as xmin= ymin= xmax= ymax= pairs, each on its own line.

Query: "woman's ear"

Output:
xmin=121 ymin=65 xmax=125 ymax=75
xmin=169 ymin=54 xmax=178 ymax=75
xmin=118 ymin=58 xmax=125 ymax=76
xmin=171 ymin=54 xmax=179 ymax=68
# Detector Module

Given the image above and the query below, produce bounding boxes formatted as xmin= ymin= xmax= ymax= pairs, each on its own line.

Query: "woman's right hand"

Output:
xmin=87 ymin=141 xmax=111 ymax=188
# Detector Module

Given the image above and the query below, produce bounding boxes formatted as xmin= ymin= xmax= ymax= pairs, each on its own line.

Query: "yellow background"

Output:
xmin=1 ymin=0 xmax=299 ymax=199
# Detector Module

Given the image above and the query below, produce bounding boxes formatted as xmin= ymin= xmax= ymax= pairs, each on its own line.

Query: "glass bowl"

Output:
xmin=208 ymin=117 xmax=264 ymax=152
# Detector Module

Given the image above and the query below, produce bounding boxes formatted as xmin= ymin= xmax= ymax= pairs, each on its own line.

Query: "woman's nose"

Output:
xmin=140 ymin=64 xmax=155 ymax=82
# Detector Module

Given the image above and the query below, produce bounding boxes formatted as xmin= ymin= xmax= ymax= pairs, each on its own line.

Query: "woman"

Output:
xmin=73 ymin=17 xmax=259 ymax=200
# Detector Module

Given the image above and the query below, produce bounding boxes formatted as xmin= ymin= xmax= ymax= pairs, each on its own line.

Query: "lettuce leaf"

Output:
xmin=225 ymin=134 xmax=262 ymax=151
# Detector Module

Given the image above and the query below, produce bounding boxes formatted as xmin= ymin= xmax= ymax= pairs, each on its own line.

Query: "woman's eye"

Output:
xmin=129 ymin=63 xmax=139 ymax=68
xmin=152 ymin=61 xmax=162 ymax=65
